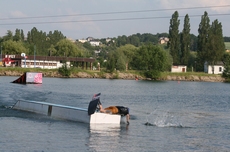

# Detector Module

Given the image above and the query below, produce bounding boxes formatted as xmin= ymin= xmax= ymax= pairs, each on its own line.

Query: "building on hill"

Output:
xmin=90 ymin=41 xmax=101 ymax=46
xmin=78 ymin=39 xmax=88 ymax=43
xmin=106 ymin=38 xmax=112 ymax=43
xmin=158 ymin=37 xmax=169 ymax=44
xmin=77 ymin=37 xmax=101 ymax=46
xmin=86 ymin=37 xmax=94 ymax=41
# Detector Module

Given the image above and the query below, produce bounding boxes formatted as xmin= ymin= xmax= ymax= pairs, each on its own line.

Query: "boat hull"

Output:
xmin=13 ymin=100 xmax=121 ymax=124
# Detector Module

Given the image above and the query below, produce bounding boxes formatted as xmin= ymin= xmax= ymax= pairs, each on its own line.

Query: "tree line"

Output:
xmin=168 ymin=11 xmax=230 ymax=78
xmin=0 ymin=11 xmax=230 ymax=79
xmin=0 ymin=27 xmax=85 ymax=58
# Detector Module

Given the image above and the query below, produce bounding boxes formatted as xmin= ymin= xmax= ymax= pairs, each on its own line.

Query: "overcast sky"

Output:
xmin=1 ymin=0 xmax=230 ymax=40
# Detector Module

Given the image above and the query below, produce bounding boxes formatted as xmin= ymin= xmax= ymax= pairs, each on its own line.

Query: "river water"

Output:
xmin=0 ymin=76 xmax=230 ymax=152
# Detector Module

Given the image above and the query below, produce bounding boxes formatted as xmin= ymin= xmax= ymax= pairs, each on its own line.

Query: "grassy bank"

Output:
xmin=0 ymin=67 xmax=221 ymax=77
xmin=161 ymin=71 xmax=218 ymax=78
xmin=0 ymin=67 xmax=225 ymax=81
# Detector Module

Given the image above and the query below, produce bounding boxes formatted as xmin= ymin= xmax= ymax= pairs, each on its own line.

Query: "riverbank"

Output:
xmin=0 ymin=69 xmax=225 ymax=82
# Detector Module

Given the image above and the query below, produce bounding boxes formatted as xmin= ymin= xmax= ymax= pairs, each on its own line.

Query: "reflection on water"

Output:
xmin=88 ymin=124 xmax=129 ymax=152
xmin=90 ymin=124 xmax=121 ymax=135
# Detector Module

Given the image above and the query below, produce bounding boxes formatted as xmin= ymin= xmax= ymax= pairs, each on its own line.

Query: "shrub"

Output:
xmin=58 ymin=63 xmax=71 ymax=77
xmin=144 ymin=70 xmax=161 ymax=80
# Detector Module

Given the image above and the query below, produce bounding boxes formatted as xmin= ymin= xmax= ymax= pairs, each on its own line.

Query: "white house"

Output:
xmin=204 ymin=61 xmax=224 ymax=74
xmin=106 ymin=38 xmax=112 ymax=43
xmin=171 ymin=65 xmax=187 ymax=72
xmin=78 ymin=39 xmax=88 ymax=43
xmin=94 ymin=50 xmax=101 ymax=54
xmin=158 ymin=37 xmax=169 ymax=44
xmin=90 ymin=41 xmax=100 ymax=46
xmin=86 ymin=37 xmax=94 ymax=41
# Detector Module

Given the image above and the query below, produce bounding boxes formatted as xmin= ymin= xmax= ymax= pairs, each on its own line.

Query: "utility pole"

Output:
xmin=34 ymin=45 xmax=36 ymax=68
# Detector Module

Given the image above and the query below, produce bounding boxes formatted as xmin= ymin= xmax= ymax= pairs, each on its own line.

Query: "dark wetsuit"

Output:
xmin=96 ymin=99 xmax=102 ymax=111
xmin=116 ymin=106 xmax=129 ymax=116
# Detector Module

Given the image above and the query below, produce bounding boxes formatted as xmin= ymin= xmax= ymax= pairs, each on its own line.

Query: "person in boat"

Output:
xmin=97 ymin=100 xmax=130 ymax=124
xmin=104 ymin=106 xmax=130 ymax=125
xmin=92 ymin=93 xmax=107 ymax=113
xmin=92 ymin=93 xmax=130 ymax=124
xmin=96 ymin=98 xmax=106 ymax=113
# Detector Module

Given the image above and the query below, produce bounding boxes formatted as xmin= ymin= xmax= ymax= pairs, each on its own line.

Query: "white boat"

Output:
xmin=13 ymin=99 xmax=124 ymax=124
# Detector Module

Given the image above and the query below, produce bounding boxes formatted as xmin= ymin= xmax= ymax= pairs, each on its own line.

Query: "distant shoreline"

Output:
xmin=0 ymin=70 xmax=225 ymax=82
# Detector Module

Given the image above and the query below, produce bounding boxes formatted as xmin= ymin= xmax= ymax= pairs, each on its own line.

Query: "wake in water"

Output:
xmin=144 ymin=121 xmax=184 ymax=128
xmin=145 ymin=110 xmax=186 ymax=128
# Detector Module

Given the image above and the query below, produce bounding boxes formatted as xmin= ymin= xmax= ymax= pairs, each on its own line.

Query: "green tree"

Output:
xmin=27 ymin=28 xmax=65 ymax=56
xmin=55 ymin=39 xmax=83 ymax=57
xmin=58 ymin=62 xmax=72 ymax=77
xmin=105 ymin=48 xmax=128 ymax=72
xmin=222 ymin=53 xmax=230 ymax=79
xmin=83 ymin=42 xmax=94 ymax=51
xmin=21 ymin=29 xmax=25 ymax=42
xmin=188 ymin=51 xmax=197 ymax=71
xmin=133 ymin=44 xmax=167 ymax=79
xmin=106 ymin=51 xmax=116 ymax=72
xmin=13 ymin=29 xmax=21 ymax=42
xmin=47 ymin=30 xmax=66 ymax=46
xmin=3 ymin=30 xmax=13 ymax=41
xmin=168 ymin=11 xmax=180 ymax=65
xmin=180 ymin=14 xmax=190 ymax=65
xmin=48 ymin=44 xmax=57 ymax=56
xmin=206 ymin=19 xmax=225 ymax=74
xmin=139 ymin=33 xmax=158 ymax=44
xmin=75 ymin=42 xmax=91 ymax=57
xmin=116 ymin=44 xmax=137 ymax=70
xmin=128 ymin=35 xmax=140 ymax=47
xmin=116 ymin=52 xmax=126 ymax=71
xmin=2 ymin=40 xmax=28 ymax=54
xmin=224 ymin=36 xmax=230 ymax=42
xmin=27 ymin=27 xmax=45 ymax=55
xmin=190 ymin=34 xmax=197 ymax=51
xmin=116 ymin=35 xmax=127 ymax=47
xmin=197 ymin=11 xmax=210 ymax=71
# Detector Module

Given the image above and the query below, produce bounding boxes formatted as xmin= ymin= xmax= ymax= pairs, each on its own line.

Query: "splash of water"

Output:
xmin=145 ymin=111 xmax=183 ymax=128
